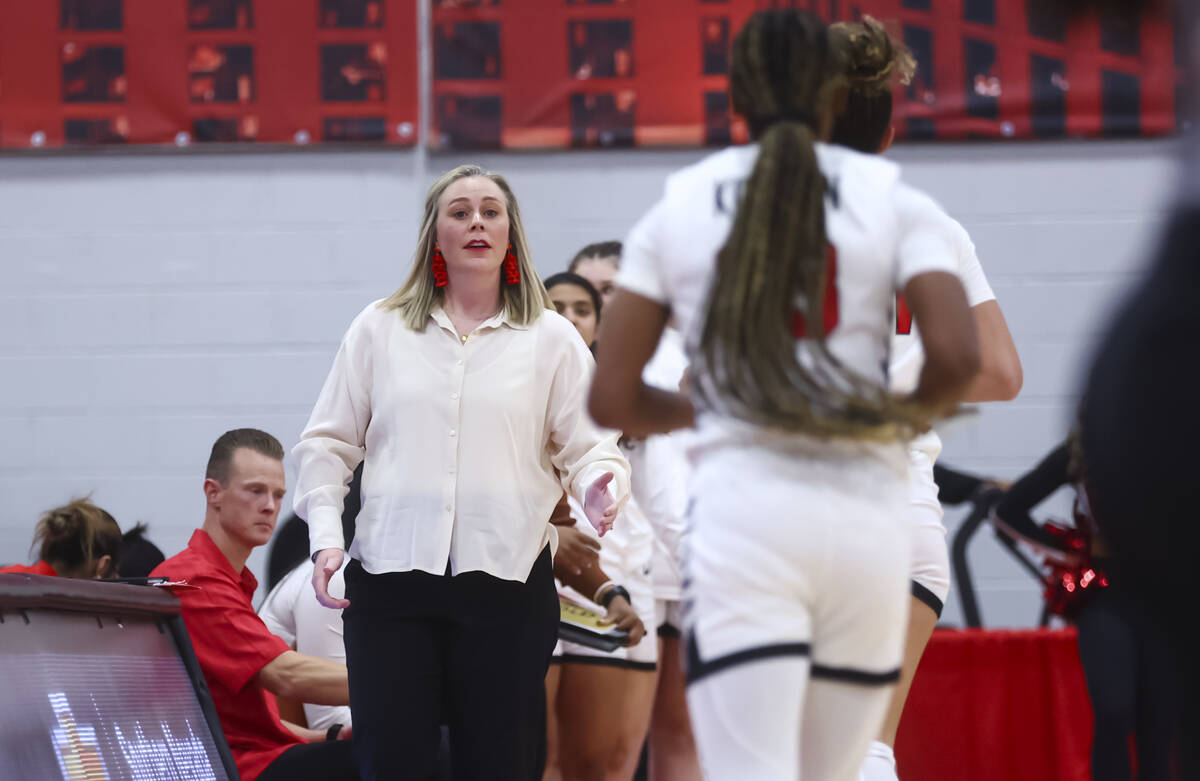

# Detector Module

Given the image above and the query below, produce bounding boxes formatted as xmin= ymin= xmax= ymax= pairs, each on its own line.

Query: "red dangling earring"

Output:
xmin=431 ymin=245 xmax=449 ymax=288
xmin=503 ymin=243 xmax=520 ymax=285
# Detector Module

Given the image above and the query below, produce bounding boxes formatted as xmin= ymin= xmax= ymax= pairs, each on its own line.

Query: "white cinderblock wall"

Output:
xmin=0 ymin=139 xmax=1177 ymax=622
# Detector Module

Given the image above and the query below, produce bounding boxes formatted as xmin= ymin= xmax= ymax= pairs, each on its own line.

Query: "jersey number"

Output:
xmin=791 ymin=245 xmax=839 ymax=338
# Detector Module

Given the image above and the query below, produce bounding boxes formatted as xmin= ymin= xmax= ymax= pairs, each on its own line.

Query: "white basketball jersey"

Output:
xmin=618 ymin=142 xmax=959 ymax=462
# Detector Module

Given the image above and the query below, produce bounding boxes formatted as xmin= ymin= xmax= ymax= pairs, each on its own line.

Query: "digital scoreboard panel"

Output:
xmin=0 ymin=606 xmax=233 ymax=780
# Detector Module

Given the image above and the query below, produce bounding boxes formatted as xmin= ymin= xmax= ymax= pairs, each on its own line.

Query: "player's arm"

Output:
xmin=255 ymin=649 xmax=349 ymax=706
xmin=903 ymin=271 xmax=980 ymax=411
xmin=965 ymin=299 xmax=1022 ymax=402
xmin=281 ymin=719 xmax=352 ymax=743
xmin=590 ymin=289 xmax=694 ymax=437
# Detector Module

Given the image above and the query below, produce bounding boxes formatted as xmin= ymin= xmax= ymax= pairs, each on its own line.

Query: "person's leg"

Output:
xmin=649 ymin=634 xmax=702 ymax=781
xmin=557 ymin=662 xmax=658 ymax=781
xmin=543 ymin=663 xmax=564 ymax=781
xmin=447 ymin=546 xmax=560 ymax=781
xmin=687 ymin=655 xmax=809 ymax=780
xmin=806 ymin=475 xmax=911 ymax=781
xmin=859 ymin=595 xmax=939 ymax=781
xmin=1076 ymin=591 xmax=1137 ymax=781
xmin=801 ymin=678 xmax=896 ymax=781
xmin=1131 ymin=594 xmax=1177 ymax=781
xmin=256 ymin=740 xmax=359 ymax=781
xmin=342 ymin=561 xmax=446 ymax=781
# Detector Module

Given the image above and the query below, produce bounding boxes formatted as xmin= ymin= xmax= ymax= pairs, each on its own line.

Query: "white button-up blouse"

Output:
xmin=293 ymin=301 xmax=630 ymax=582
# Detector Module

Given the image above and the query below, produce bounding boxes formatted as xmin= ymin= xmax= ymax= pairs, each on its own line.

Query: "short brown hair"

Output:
xmin=567 ymin=241 xmax=622 ymax=273
xmin=206 ymin=428 xmax=284 ymax=485
xmin=33 ymin=498 xmax=122 ymax=575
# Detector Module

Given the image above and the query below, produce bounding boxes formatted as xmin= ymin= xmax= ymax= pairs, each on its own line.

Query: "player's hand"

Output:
xmin=602 ymin=593 xmax=645 ymax=647
xmin=312 ymin=549 xmax=350 ymax=609
xmin=554 ymin=525 xmax=601 ymax=577
xmin=336 ymin=725 xmax=353 ymax=741
xmin=583 ymin=472 xmax=618 ymax=537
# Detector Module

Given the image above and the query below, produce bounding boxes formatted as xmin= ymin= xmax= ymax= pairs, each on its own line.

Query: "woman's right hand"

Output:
xmin=602 ymin=594 xmax=646 ymax=647
xmin=311 ymin=548 xmax=350 ymax=609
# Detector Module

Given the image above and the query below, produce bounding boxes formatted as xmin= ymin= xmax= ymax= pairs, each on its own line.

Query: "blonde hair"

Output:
xmin=830 ymin=17 xmax=915 ymax=96
xmin=380 ymin=164 xmax=552 ymax=329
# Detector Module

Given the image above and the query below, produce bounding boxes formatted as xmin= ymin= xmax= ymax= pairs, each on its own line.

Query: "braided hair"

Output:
xmin=694 ymin=9 xmax=933 ymax=440
xmin=829 ymin=17 xmax=916 ymax=153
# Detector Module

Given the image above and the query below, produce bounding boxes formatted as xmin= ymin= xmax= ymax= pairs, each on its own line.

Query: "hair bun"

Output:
xmin=832 ymin=17 xmax=916 ymax=96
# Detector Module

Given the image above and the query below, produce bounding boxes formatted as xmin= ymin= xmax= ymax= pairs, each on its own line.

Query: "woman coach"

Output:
xmin=292 ymin=164 xmax=629 ymax=780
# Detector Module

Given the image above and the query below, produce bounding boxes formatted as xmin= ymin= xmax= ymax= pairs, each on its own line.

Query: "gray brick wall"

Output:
xmin=0 ymin=139 xmax=1177 ymax=617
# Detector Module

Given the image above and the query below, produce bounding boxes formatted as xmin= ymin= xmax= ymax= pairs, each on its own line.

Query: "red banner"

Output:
xmin=0 ymin=0 xmax=1180 ymax=151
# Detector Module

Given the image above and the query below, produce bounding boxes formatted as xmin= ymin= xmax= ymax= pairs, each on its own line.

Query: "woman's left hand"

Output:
xmin=583 ymin=472 xmax=618 ymax=537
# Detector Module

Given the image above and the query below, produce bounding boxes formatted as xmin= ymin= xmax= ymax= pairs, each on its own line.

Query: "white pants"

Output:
xmin=906 ymin=450 xmax=950 ymax=617
xmin=683 ymin=452 xmax=910 ymax=780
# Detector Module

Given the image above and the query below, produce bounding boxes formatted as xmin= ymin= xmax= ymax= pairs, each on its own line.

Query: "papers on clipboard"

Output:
xmin=558 ymin=595 xmax=629 ymax=653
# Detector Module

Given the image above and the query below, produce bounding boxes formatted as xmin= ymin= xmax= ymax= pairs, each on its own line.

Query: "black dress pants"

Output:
xmin=1076 ymin=583 xmax=1177 ymax=781
xmin=342 ymin=546 xmax=559 ymax=781
xmin=257 ymin=740 xmax=359 ymax=781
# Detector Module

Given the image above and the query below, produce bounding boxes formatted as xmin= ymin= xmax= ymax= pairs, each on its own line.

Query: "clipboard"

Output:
xmin=558 ymin=595 xmax=629 ymax=653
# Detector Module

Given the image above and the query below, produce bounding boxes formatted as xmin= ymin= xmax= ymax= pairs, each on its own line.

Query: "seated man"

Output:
xmin=151 ymin=428 xmax=357 ymax=781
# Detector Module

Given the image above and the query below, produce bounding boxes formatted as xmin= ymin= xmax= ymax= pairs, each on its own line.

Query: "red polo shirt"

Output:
xmin=150 ymin=529 xmax=303 ymax=781
xmin=0 ymin=560 xmax=58 ymax=575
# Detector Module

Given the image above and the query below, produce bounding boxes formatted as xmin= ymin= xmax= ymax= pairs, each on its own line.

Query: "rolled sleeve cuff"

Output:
xmin=575 ymin=460 xmax=631 ymax=511
xmin=307 ymin=506 xmax=346 ymax=557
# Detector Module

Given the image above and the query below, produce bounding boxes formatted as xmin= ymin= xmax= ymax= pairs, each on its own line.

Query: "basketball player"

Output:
xmin=588 ymin=9 xmax=980 ymax=779
xmin=826 ymin=19 xmax=1023 ymax=781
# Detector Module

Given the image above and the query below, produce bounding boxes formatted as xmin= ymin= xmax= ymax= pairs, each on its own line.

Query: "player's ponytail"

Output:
xmin=829 ymin=17 xmax=915 ymax=153
xmin=694 ymin=9 xmax=933 ymax=440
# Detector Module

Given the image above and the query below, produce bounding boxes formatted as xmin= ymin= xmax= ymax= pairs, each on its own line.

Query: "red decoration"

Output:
xmin=431 ymin=246 xmax=448 ymax=288
xmin=503 ymin=244 xmax=520 ymax=285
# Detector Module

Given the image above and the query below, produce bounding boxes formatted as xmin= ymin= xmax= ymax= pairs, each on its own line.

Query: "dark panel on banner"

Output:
xmin=437 ymin=95 xmax=503 ymax=149
xmin=964 ymin=38 xmax=999 ymax=120
xmin=1102 ymin=70 xmax=1141 ymax=136
xmin=436 ymin=22 xmax=502 ymax=79
xmin=188 ymin=0 xmax=254 ymax=30
xmin=701 ymin=18 xmax=730 ymax=76
xmin=193 ymin=118 xmax=258 ymax=142
xmin=319 ymin=0 xmax=385 ymax=28
xmin=904 ymin=25 xmax=934 ymax=102
xmin=324 ymin=116 xmax=388 ymax=142
xmin=65 ymin=118 xmax=126 ymax=145
xmin=1030 ymin=55 xmax=1067 ymax=138
xmin=571 ymin=93 xmax=636 ymax=148
xmin=322 ymin=44 xmax=388 ymax=101
xmin=963 ymin=0 xmax=995 ymax=27
xmin=907 ymin=117 xmax=936 ymax=140
xmin=569 ymin=20 xmax=635 ymax=79
xmin=1026 ymin=1 xmax=1068 ymax=41
xmin=704 ymin=91 xmax=732 ymax=147
xmin=189 ymin=45 xmax=255 ymax=104
xmin=61 ymin=0 xmax=122 ymax=31
xmin=1100 ymin=7 xmax=1140 ymax=56
xmin=62 ymin=45 xmax=125 ymax=103
xmin=902 ymin=0 xmax=932 ymax=10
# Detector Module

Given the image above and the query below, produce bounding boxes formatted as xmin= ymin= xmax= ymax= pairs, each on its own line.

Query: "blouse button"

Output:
xmin=456 ymin=359 xmax=464 ymax=366
xmin=451 ymin=392 xmax=459 ymax=400
xmin=449 ymin=429 xmax=457 ymax=437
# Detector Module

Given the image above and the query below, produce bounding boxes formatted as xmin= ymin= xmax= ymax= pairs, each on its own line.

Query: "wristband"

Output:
xmin=325 ymin=723 xmax=344 ymax=742
xmin=592 ymin=580 xmax=616 ymax=605
xmin=599 ymin=585 xmax=631 ymax=609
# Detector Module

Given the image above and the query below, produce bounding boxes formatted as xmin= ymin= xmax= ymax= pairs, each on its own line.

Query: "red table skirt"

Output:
xmin=894 ymin=628 xmax=1093 ymax=781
